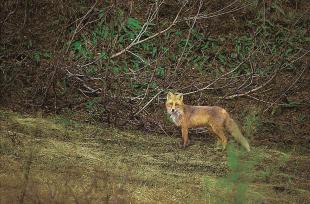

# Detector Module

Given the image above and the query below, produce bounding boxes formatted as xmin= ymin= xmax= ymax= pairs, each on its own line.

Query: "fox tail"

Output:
xmin=225 ymin=116 xmax=250 ymax=152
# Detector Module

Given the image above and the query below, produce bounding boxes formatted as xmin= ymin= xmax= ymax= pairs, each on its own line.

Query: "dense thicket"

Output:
xmin=1 ymin=0 xmax=309 ymax=145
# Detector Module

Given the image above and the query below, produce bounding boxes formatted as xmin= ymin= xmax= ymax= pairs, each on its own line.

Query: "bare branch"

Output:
xmin=65 ymin=1 xmax=98 ymax=53
xmin=181 ymin=1 xmax=253 ymax=22
xmin=175 ymin=0 xmax=203 ymax=70
xmin=134 ymin=90 xmax=163 ymax=116
xmin=226 ymin=49 xmax=310 ymax=100
xmin=223 ymin=69 xmax=277 ymax=99
xmin=264 ymin=65 xmax=308 ymax=112
xmin=182 ymin=48 xmax=258 ymax=96
xmin=110 ymin=2 xmax=187 ymax=59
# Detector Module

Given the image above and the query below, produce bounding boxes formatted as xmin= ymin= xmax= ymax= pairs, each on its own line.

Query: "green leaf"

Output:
xmin=33 ymin=52 xmax=40 ymax=63
xmin=283 ymin=48 xmax=293 ymax=57
xmin=127 ymin=17 xmax=142 ymax=30
xmin=152 ymin=47 xmax=157 ymax=57
xmin=112 ymin=66 xmax=120 ymax=74
xmin=201 ymin=42 xmax=209 ymax=50
xmin=272 ymin=3 xmax=285 ymax=15
xmin=43 ymin=52 xmax=52 ymax=59
xmin=118 ymin=35 xmax=125 ymax=44
xmin=218 ymin=54 xmax=226 ymax=65
xmin=92 ymin=33 xmax=97 ymax=46
xmin=99 ymin=50 xmax=107 ymax=60
xmin=99 ymin=10 xmax=105 ymax=18
xmin=156 ymin=66 xmax=165 ymax=77
xmin=72 ymin=40 xmax=82 ymax=51
xmin=175 ymin=31 xmax=182 ymax=36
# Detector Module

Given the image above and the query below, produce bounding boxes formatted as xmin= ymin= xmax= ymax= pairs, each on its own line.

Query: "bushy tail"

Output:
xmin=225 ymin=117 xmax=250 ymax=152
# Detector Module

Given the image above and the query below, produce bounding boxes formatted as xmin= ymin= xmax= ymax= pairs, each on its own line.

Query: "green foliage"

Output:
xmin=192 ymin=55 xmax=208 ymax=71
xmin=234 ymin=35 xmax=253 ymax=60
xmin=71 ymin=39 xmax=93 ymax=59
xmin=65 ymin=2 xmax=308 ymax=115
xmin=33 ymin=52 xmax=40 ymax=63
xmin=282 ymin=100 xmax=301 ymax=108
xmin=85 ymin=97 xmax=102 ymax=110
xmin=0 ymin=137 xmax=16 ymax=156
xmin=86 ymin=65 xmax=98 ymax=76
xmin=156 ymin=66 xmax=165 ymax=78
xmin=119 ymin=17 xmax=143 ymax=45
xmin=296 ymin=114 xmax=306 ymax=124
xmin=127 ymin=17 xmax=142 ymax=31
xmin=204 ymin=144 xmax=259 ymax=204
xmin=55 ymin=116 xmax=78 ymax=128
xmin=32 ymin=50 xmax=52 ymax=63
xmin=93 ymin=24 xmax=114 ymax=40
xmin=243 ymin=107 xmax=261 ymax=139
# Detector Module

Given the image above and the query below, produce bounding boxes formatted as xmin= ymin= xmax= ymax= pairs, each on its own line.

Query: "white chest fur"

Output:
xmin=170 ymin=112 xmax=182 ymax=126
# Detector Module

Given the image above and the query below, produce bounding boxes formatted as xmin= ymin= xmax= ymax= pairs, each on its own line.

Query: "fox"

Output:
xmin=165 ymin=92 xmax=250 ymax=151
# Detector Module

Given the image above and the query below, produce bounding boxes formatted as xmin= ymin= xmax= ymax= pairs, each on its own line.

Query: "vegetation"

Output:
xmin=0 ymin=0 xmax=309 ymax=203
xmin=1 ymin=110 xmax=309 ymax=203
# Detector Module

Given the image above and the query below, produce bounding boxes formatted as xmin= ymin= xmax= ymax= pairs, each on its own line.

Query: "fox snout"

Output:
xmin=167 ymin=107 xmax=181 ymax=116
xmin=166 ymin=107 xmax=174 ymax=114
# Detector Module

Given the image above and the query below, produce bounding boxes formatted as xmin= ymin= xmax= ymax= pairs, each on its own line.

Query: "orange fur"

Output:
xmin=166 ymin=92 xmax=250 ymax=151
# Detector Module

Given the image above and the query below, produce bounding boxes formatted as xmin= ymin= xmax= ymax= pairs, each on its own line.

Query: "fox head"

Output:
xmin=165 ymin=92 xmax=184 ymax=115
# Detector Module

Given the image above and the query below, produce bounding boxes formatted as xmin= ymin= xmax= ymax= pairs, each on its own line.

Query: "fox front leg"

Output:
xmin=181 ymin=127 xmax=190 ymax=148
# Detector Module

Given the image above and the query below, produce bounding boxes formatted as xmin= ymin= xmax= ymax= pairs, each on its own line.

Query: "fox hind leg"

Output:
xmin=211 ymin=126 xmax=228 ymax=150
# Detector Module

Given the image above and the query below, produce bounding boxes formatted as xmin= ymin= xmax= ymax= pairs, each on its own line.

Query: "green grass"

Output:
xmin=0 ymin=109 xmax=309 ymax=203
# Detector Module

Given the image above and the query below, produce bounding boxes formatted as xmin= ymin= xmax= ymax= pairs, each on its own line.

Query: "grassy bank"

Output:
xmin=0 ymin=109 xmax=309 ymax=203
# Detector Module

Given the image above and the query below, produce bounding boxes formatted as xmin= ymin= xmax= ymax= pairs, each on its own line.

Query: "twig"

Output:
xmin=65 ymin=1 xmax=98 ymax=53
xmin=134 ymin=90 xmax=163 ymax=116
xmin=236 ymin=60 xmax=255 ymax=91
xmin=223 ymin=68 xmax=277 ymax=99
xmin=110 ymin=2 xmax=186 ymax=59
xmin=181 ymin=1 xmax=253 ymax=22
xmin=182 ymin=48 xmax=257 ymax=96
xmin=264 ymin=65 xmax=308 ymax=112
xmin=222 ymin=49 xmax=310 ymax=100
xmin=110 ymin=2 xmax=161 ymax=59
xmin=127 ymin=50 xmax=150 ymax=66
xmin=245 ymin=94 xmax=286 ymax=106
xmin=280 ymin=49 xmax=310 ymax=70
xmin=156 ymin=122 xmax=170 ymax=137
xmin=175 ymin=0 xmax=203 ymax=70
xmin=1 ymin=10 xmax=15 ymax=25
xmin=137 ymin=67 xmax=157 ymax=106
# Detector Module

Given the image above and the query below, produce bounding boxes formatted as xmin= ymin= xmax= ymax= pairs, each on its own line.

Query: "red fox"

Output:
xmin=165 ymin=92 xmax=250 ymax=151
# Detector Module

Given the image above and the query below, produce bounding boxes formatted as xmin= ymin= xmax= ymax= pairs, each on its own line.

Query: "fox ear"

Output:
xmin=167 ymin=92 xmax=174 ymax=100
xmin=176 ymin=93 xmax=183 ymax=101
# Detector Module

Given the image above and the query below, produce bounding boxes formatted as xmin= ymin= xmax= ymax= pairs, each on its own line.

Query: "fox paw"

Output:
xmin=179 ymin=141 xmax=191 ymax=148
xmin=215 ymin=141 xmax=227 ymax=151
